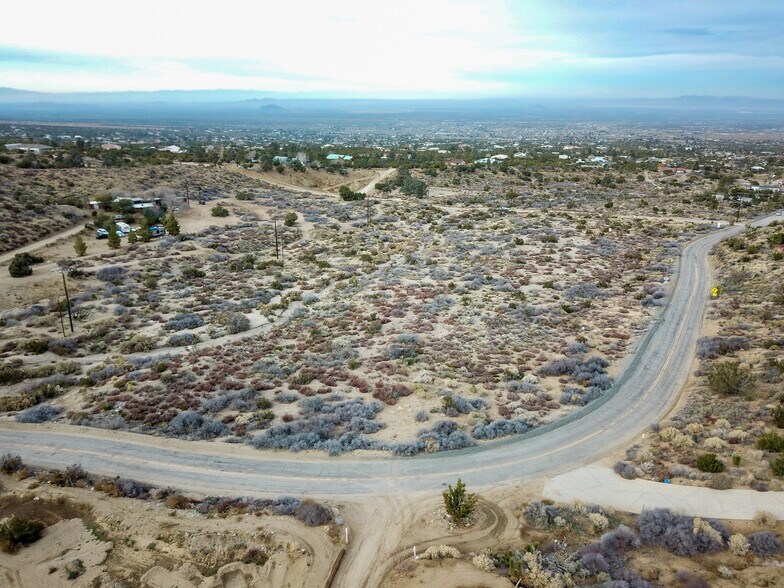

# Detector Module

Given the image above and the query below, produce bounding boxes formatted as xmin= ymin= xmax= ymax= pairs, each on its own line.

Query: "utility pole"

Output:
xmin=61 ymin=271 xmax=74 ymax=333
xmin=366 ymin=195 xmax=370 ymax=227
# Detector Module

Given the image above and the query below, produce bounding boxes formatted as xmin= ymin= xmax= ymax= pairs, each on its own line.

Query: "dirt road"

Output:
xmin=0 ymin=222 xmax=88 ymax=265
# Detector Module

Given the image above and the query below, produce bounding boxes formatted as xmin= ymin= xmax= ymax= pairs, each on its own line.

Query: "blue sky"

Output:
xmin=1 ymin=0 xmax=782 ymax=97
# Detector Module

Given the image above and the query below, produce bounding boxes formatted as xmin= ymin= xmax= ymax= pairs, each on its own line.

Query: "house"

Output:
xmin=325 ymin=153 xmax=352 ymax=161
xmin=159 ymin=145 xmax=183 ymax=153
xmin=490 ymin=154 xmax=509 ymax=161
xmin=4 ymin=143 xmax=52 ymax=154
xmin=750 ymin=185 xmax=781 ymax=193
xmin=101 ymin=143 xmax=122 ymax=150
xmin=272 ymin=156 xmax=290 ymax=164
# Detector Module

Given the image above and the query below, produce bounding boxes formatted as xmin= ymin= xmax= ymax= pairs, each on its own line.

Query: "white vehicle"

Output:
xmin=115 ymin=221 xmax=131 ymax=234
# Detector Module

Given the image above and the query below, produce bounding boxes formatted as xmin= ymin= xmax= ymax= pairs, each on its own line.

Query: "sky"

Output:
xmin=1 ymin=0 xmax=783 ymax=98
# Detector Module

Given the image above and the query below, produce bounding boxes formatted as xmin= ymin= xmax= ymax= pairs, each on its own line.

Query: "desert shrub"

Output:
xmin=241 ymin=548 xmax=268 ymax=565
xmin=523 ymin=501 xmax=562 ymax=529
xmin=600 ymin=525 xmax=640 ymax=553
xmin=695 ymin=453 xmax=725 ymax=473
xmin=283 ymin=212 xmax=298 ymax=226
xmin=165 ymin=313 xmax=205 ymax=331
xmin=728 ymin=533 xmax=750 ymax=556
xmin=211 ymin=204 xmax=229 ymax=217
xmin=770 ymin=455 xmax=784 ymax=476
xmin=772 ymin=406 xmax=784 ymax=428
xmin=47 ymin=338 xmax=78 ymax=356
xmin=637 ymin=509 xmax=726 ymax=556
xmin=62 ymin=464 xmax=90 ymax=487
xmin=696 ymin=336 xmax=750 ymax=359
xmin=21 ymin=339 xmax=50 ymax=355
xmin=613 ymin=461 xmax=639 ymax=479
xmin=168 ymin=411 xmax=229 ymax=439
xmin=16 ymin=404 xmax=62 ymax=423
xmin=167 ymin=332 xmax=200 ymax=347
xmin=706 ymin=361 xmax=755 ymax=395
xmin=472 ymin=553 xmax=495 ymax=572
xmin=758 ymin=431 xmax=784 ymax=452
xmin=0 ymin=363 xmax=25 ymax=385
xmin=588 ymin=512 xmax=610 ymax=532
xmin=119 ymin=334 xmax=157 ymax=353
xmin=674 ymin=570 xmax=709 ymax=588
xmin=164 ymin=494 xmax=191 ymax=509
xmin=421 ymin=545 xmax=460 ymax=560
xmin=111 ymin=478 xmax=151 ymax=499
xmin=754 ymin=511 xmax=777 ymax=527
xmin=182 ymin=266 xmax=206 ymax=279
xmin=580 ymin=551 xmax=610 ymax=574
xmin=65 ymin=559 xmax=85 ymax=580
xmin=414 ymin=409 xmax=429 ymax=422
xmin=226 ymin=312 xmax=251 ymax=334
xmin=471 ymin=419 xmax=530 ymax=440
xmin=747 ymin=531 xmax=784 ymax=557
xmin=440 ymin=393 xmax=487 ymax=416
xmin=417 ymin=420 xmax=475 ymax=452
xmin=96 ymin=266 xmax=127 ymax=283
xmin=295 ymin=502 xmax=332 ymax=527
xmin=0 ymin=518 xmax=45 ymax=553
xmin=272 ymin=496 xmax=301 ymax=516
xmin=0 ymin=453 xmax=23 ymax=474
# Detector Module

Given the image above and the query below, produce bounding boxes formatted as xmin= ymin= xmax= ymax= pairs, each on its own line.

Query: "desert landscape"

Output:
xmin=2 ymin=5 xmax=784 ymax=582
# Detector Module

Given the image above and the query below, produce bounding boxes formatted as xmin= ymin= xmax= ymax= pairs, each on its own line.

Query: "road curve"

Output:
xmin=0 ymin=216 xmax=775 ymax=498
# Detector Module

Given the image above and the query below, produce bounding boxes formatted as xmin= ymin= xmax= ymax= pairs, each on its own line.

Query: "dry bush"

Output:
xmin=728 ymin=533 xmax=749 ymax=556
xmin=471 ymin=553 xmax=495 ymax=572
xmin=421 ymin=545 xmax=460 ymax=560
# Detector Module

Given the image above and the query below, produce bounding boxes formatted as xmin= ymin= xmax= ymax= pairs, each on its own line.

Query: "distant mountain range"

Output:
xmin=0 ymin=87 xmax=782 ymax=126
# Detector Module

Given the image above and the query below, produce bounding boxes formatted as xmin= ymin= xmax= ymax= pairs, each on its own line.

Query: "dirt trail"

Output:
xmin=0 ymin=222 xmax=89 ymax=265
xmin=231 ymin=166 xmax=395 ymax=197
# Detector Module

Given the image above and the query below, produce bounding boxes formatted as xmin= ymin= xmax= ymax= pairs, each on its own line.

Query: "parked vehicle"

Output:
xmin=149 ymin=225 xmax=166 ymax=237
xmin=95 ymin=228 xmax=109 ymax=239
xmin=115 ymin=221 xmax=131 ymax=234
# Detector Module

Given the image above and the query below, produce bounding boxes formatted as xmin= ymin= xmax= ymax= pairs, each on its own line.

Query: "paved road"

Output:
xmin=0 ymin=216 xmax=776 ymax=498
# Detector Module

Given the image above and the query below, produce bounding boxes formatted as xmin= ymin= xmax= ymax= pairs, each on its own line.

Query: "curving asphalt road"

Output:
xmin=0 ymin=215 xmax=776 ymax=498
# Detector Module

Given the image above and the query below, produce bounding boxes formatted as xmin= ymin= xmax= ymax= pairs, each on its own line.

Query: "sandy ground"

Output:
xmin=231 ymin=165 xmax=394 ymax=197
xmin=0 ymin=474 xmax=342 ymax=588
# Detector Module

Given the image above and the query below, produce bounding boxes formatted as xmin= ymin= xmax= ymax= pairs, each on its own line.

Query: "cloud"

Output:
xmin=0 ymin=0 xmax=781 ymax=96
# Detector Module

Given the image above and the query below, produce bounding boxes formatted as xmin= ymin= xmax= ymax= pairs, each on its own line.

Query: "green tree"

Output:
xmin=284 ymin=212 xmax=298 ymax=227
xmin=111 ymin=198 xmax=135 ymax=215
xmin=9 ymin=255 xmax=32 ymax=277
xmin=442 ymin=478 xmax=478 ymax=525
xmin=8 ymin=253 xmax=42 ymax=278
xmin=138 ymin=215 xmax=152 ymax=243
xmin=164 ymin=211 xmax=180 ymax=236
xmin=107 ymin=226 xmax=121 ymax=249
xmin=127 ymin=230 xmax=138 ymax=244
xmin=73 ymin=235 xmax=87 ymax=257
